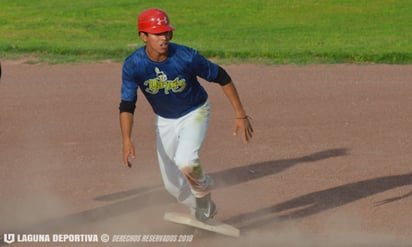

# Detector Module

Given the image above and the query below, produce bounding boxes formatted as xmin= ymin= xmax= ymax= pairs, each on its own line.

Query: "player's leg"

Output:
xmin=174 ymin=101 xmax=217 ymax=221
xmin=156 ymin=116 xmax=196 ymax=209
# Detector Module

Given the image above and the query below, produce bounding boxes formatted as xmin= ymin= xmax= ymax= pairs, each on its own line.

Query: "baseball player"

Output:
xmin=119 ymin=8 xmax=253 ymax=222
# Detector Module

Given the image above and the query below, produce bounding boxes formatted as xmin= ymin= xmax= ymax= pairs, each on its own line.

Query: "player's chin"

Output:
xmin=157 ymin=48 xmax=169 ymax=56
xmin=159 ymin=44 xmax=169 ymax=52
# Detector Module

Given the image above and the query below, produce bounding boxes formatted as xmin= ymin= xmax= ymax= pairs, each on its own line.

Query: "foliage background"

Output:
xmin=0 ymin=0 xmax=410 ymax=64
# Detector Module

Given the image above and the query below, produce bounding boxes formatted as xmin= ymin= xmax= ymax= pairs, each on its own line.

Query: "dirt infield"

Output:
xmin=0 ymin=61 xmax=411 ymax=247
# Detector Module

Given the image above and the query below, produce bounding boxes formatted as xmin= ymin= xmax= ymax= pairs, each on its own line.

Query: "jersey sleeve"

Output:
xmin=191 ymin=49 xmax=220 ymax=82
xmin=121 ymin=59 xmax=139 ymax=102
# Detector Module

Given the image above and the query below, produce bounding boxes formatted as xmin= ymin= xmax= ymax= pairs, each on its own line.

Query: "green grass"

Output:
xmin=0 ymin=0 xmax=411 ymax=64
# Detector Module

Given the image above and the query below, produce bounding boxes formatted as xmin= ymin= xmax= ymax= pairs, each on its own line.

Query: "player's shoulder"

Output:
xmin=169 ymin=43 xmax=199 ymax=62
xmin=124 ymin=46 xmax=146 ymax=65
xmin=122 ymin=47 xmax=147 ymax=75
xmin=170 ymin=43 xmax=195 ymax=53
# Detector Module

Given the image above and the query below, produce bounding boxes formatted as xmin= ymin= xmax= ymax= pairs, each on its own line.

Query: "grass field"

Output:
xmin=0 ymin=0 xmax=411 ymax=64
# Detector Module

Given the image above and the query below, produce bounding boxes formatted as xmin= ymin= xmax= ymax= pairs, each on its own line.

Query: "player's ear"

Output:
xmin=168 ymin=31 xmax=173 ymax=41
xmin=139 ymin=32 xmax=148 ymax=42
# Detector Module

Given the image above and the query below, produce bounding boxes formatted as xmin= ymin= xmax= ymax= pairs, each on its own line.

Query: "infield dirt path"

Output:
xmin=0 ymin=62 xmax=411 ymax=246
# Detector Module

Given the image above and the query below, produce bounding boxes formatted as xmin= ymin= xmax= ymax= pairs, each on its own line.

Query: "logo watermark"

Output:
xmin=3 ymin=234 xmax=14 ymax=245
xmin=2 ymin=233 xmax=193 ymax=244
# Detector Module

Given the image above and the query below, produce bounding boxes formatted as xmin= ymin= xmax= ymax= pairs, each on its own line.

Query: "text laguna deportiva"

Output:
xmin=8 ymin=234 xmax=99 ymax=243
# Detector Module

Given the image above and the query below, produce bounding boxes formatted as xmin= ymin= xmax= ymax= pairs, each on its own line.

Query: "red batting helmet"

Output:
xmin=138 ymin=8 xmax=175 ymax=34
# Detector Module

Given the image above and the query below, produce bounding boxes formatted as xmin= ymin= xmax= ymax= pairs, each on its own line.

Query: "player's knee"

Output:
xmin=174 ymin=157 xmax=201 ymax=169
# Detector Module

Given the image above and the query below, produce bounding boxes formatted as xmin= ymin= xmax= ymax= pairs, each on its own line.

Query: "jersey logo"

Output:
xmin=144 ymin=67 xmax=186 ymax=95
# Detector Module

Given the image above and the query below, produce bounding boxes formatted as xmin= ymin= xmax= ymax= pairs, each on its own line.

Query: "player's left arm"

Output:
xmin=220 ymin=81 xmax=254 ymax=143
xmin=192 ymin=52 xmax=253 ymax=143
xmin=208 ymin=65 xmax=253 ymax=143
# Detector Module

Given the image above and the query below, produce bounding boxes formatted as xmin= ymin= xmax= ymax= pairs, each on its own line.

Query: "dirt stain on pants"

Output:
xmin=181 ymin=162 xmax=212 ymax=198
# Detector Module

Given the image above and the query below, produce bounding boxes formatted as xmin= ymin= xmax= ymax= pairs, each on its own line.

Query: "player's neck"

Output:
xmin=145 ymin=48 xmax=168 ymax=62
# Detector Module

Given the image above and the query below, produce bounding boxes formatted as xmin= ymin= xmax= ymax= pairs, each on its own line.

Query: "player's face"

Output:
xmin=141 ymin=31 xmax=173 ymax=62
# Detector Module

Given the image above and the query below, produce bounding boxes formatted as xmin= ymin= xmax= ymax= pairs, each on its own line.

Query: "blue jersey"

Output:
xmin=121 ymin=43 xmax=220 ymax=118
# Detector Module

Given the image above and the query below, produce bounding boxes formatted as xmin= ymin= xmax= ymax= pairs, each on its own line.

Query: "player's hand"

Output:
xmin=233 ymin=116 xmax=254 ymax=143
xmin=122 ymin=140 xmax=136 ymax=168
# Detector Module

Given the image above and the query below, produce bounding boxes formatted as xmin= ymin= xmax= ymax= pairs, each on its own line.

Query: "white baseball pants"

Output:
xmin=155 ymin=101 xmax=213 ymax=210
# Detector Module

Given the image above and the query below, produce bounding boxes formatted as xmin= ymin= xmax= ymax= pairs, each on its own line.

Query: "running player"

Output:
xmin=119 ymin=8 xmax=253 ymax=221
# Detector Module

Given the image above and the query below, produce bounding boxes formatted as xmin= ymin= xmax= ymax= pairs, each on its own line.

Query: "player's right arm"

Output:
xmin=119 ymin=58 xmax=139 ymax=167
xmin=120 ymin=111 xmax=136 ymax=167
